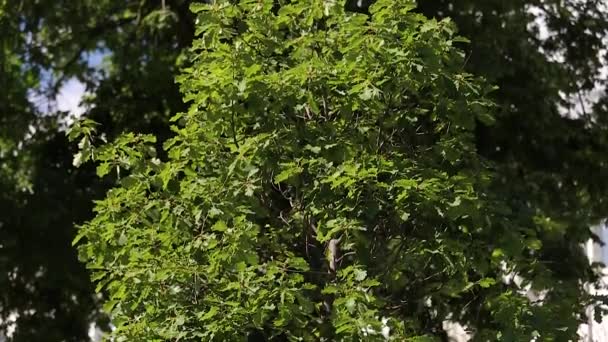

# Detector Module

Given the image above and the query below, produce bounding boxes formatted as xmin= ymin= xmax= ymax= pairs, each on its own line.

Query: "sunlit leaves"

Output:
xmin=66 ymin=0 xmax=582 ymax=340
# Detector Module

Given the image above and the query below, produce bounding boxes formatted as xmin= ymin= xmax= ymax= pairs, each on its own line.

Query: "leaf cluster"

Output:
xmin=70 ymin=0 xmax=591 ymax=340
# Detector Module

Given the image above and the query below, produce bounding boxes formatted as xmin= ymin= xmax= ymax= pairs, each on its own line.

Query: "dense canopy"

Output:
xmin=1 ymin=0 xmax=607 ymax=341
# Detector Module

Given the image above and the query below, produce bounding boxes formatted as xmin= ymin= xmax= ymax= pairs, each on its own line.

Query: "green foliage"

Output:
xmin=1 ymin=0 xmax=606 ymax=340
xmin=0 ymin=0 xmax=194 ymax=340
xmin=69 ymin=0 xmax=594 ymax=340
xmin=418 ymin=1 xmax=608 ymax=339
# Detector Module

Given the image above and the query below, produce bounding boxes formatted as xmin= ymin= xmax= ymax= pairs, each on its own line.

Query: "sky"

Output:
xmin=57 ymin=50 xmax=108 ymax=118
xmin=56 ymin=77 xmax=86 ymax=116
xmin=31 ymin=50 xmax=108 ymax=120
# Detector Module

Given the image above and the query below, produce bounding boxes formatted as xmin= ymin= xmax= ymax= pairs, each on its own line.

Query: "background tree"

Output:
xmin=0 ymin=0 xmax=193 ymax=340
xmin=71 ymin=0 xmax=607 ymax=340
xmin=418 ymin=1 xmax=608 ymax=333
xmin=1 ymin=0 xmax=607 ymax=340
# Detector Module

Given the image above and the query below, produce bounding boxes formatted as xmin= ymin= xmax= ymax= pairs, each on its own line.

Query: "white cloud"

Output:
xmin=56 ymin=78 xmax=86 ymax=118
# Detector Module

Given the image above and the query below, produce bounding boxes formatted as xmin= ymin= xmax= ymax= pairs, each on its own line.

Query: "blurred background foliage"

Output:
xmin=0 ymin=0 xmax=607 ymax=340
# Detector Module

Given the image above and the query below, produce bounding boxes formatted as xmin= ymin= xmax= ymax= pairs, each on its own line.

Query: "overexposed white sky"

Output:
xmin=56 ymin=77 xmax=86 ymax=117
